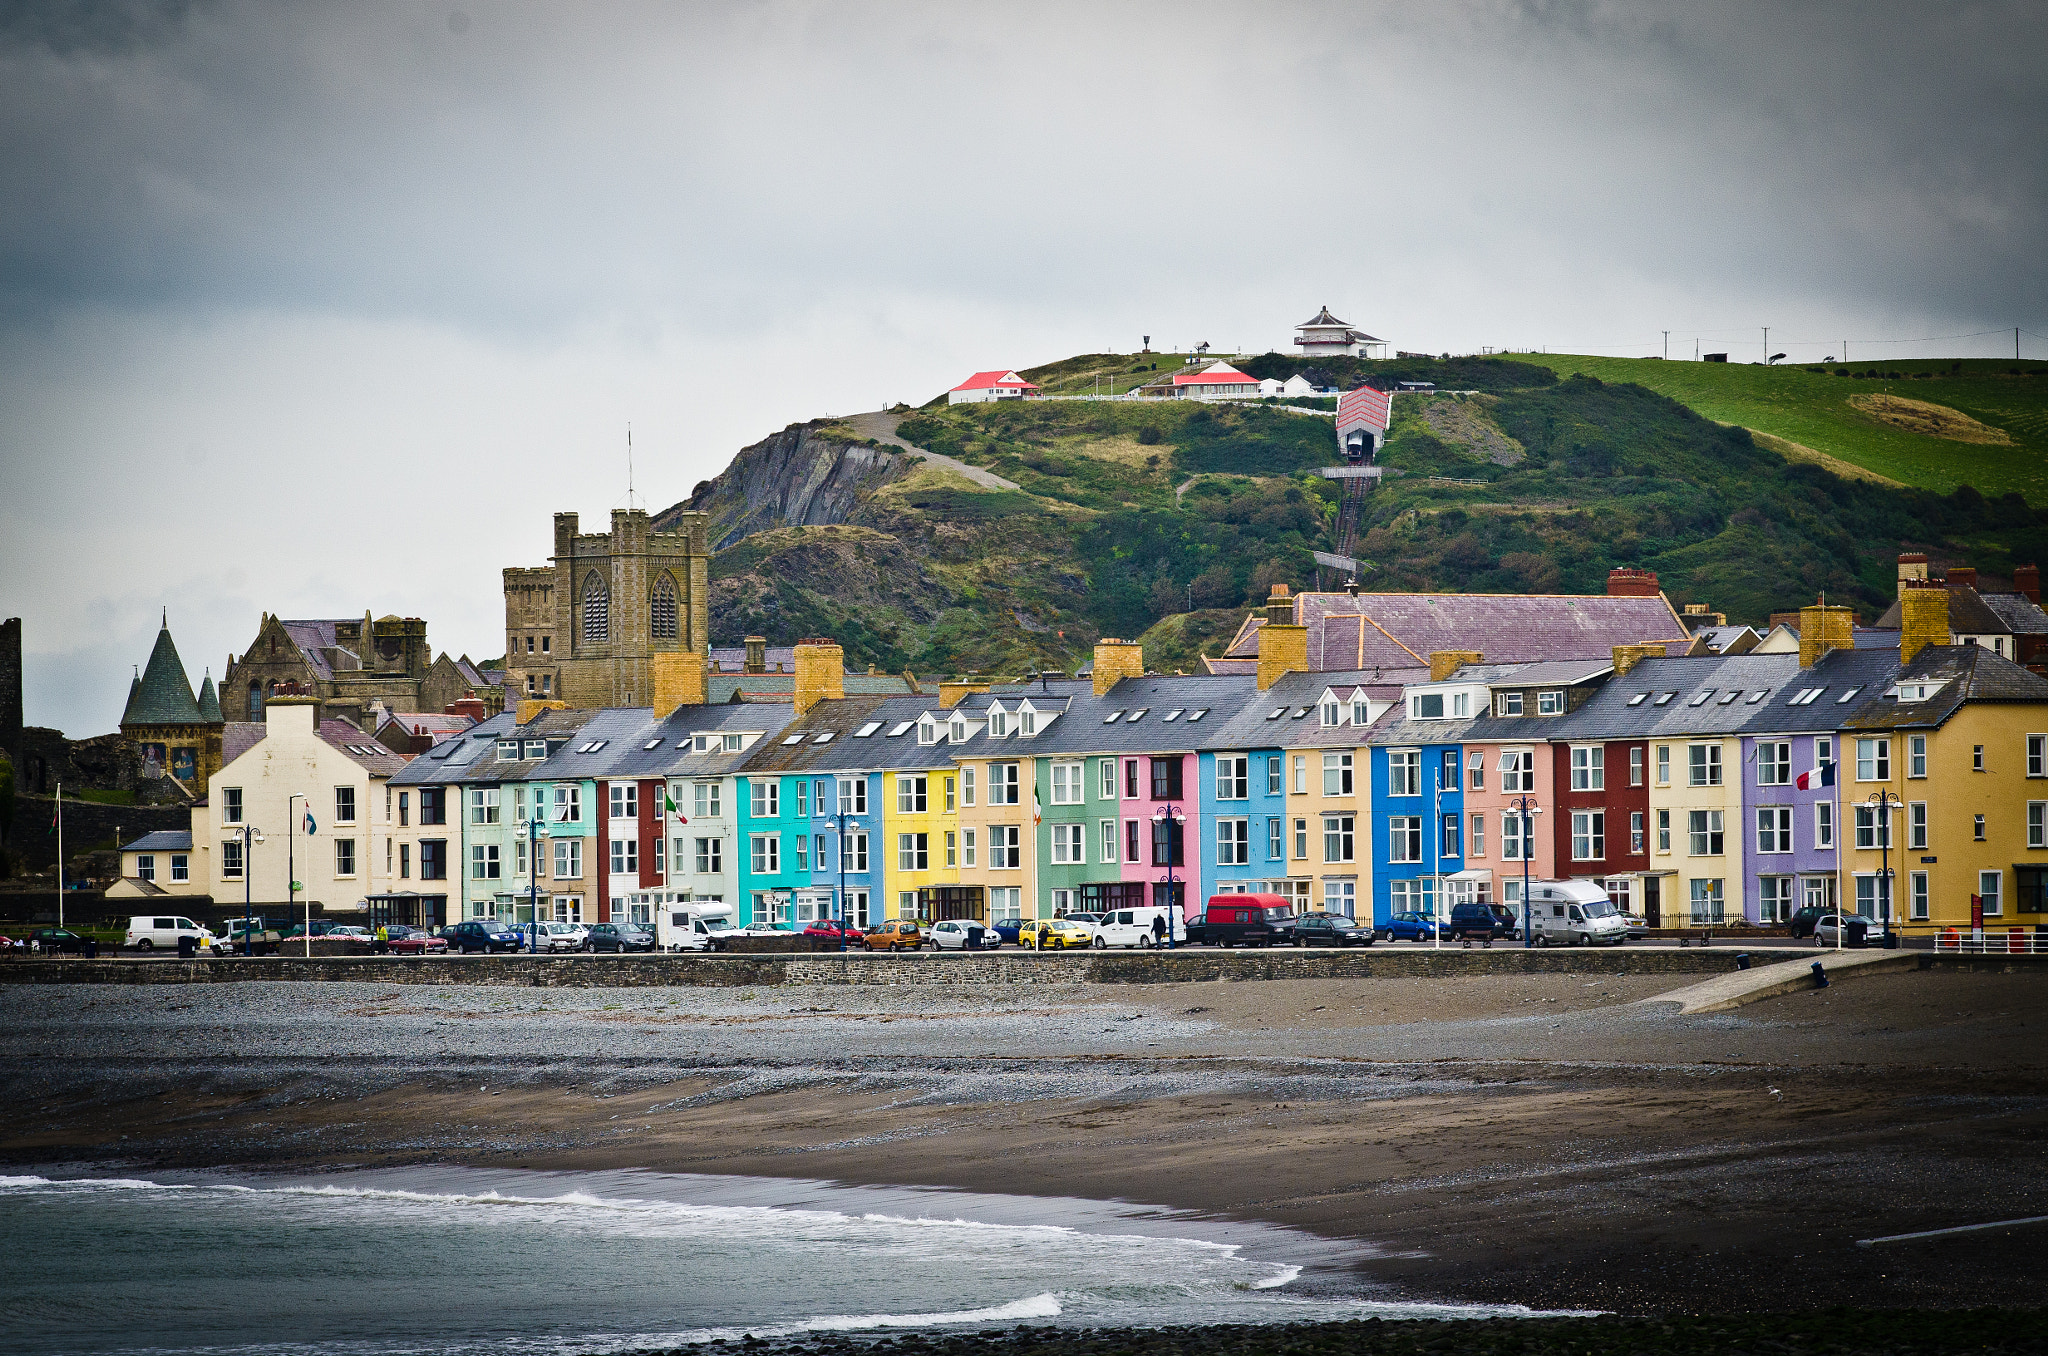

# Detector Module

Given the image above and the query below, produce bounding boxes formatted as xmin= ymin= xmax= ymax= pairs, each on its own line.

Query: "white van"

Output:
xmin=124 ymin=915 xmax=213 ymax=951
xmin=1090 ymin=906 xmax=1187 ymax=949
xmin=1524 ymin=881 xmax=1629 ymax=947
xmin=657 ymin=899 xmax=737 ymax=952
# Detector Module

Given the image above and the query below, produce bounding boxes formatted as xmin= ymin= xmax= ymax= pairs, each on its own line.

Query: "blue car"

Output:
xmin=990 ymin=918 xmax=1027 ymax=945
xmin=1378 ymin=910 xmax=1440 ymax=943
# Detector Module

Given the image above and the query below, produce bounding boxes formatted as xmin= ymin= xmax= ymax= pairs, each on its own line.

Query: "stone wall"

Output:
xmin=7 ymin=795 xmax=189 ymax=878
xmin=11 ymin=945 xmax=2010 ymax=988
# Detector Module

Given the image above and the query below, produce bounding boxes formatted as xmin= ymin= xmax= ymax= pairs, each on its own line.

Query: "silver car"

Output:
xmin=1812 ymin=913 xmax=1890 ymax=947
xmin=538 ymin=922 xmax=588 ymax=952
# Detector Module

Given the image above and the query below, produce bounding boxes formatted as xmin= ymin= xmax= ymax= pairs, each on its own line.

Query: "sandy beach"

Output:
xmin=5 ymin=964 xmax=2046 ymax=1316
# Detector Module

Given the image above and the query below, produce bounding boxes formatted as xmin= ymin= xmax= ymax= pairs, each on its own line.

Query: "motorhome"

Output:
xmin=1523 ymin=880 xmax=1629 ymax=947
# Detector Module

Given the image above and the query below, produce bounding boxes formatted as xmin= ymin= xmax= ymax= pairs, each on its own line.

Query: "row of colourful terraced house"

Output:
xmin=382 ymin=591 xmax=2048 ymax=940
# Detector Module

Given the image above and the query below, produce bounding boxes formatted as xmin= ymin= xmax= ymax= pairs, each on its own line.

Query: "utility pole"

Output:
xmin=1662 ymin=331 xmax=1670 ymax=361
xmin=1763 ymin=327 xmax=1770 ymax=364
xmin=2020 ymin=327 xmax=2024 ymax=361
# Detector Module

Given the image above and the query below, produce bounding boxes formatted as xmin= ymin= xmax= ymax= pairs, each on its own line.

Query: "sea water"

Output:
xmin=0 ymin=1167 xmax=1569 ymax=1355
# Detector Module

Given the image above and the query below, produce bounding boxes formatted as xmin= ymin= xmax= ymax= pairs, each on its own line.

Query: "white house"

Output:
xmin=1282 ymin=374 xmax=1320 ymax=398
xmin=1294 ymin=306 xmax=1386 ymax=359
xmin=947 ymin=370 xmax=1040 ymax=404
xmin=204 ymin=696 xmax=410 ymax=918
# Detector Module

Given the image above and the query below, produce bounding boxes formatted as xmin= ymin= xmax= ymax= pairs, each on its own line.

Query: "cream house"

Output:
xmin=204 ymin=696 xmax=411 ymax=918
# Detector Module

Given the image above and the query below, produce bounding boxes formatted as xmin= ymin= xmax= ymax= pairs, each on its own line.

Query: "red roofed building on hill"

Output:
xmin=948 ymin=370 xmax=1040 ymax=404
xmin=1135 ymin=361 xmax=1264 ymax=400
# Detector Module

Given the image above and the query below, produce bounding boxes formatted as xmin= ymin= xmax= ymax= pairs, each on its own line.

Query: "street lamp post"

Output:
xmin=1509 ymin=796 xmax=1543 ymax=948
xmin=288 ymin=793 xmax=308 ymax=957
xmin=1152 ymin=803 xmax=1184 ymax=947
xmin=1865 ymin=790 xmax=1903 ymax=948
xmin=239 ymin=823 xmax=265 ymax=956
xmin=526 ymin=804 xmax=550 ymax=953
xmin=832 ymin=806 xmax=861 ymax=951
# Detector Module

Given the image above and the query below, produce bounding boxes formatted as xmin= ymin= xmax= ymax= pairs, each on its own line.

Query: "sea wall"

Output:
xmin=3 ymin=947 xmax=2034 ymax=988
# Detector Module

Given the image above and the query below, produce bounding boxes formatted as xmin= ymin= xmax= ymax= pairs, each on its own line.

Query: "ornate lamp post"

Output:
xmin=1508 ymin=796 xmax=1543 ymax=948
xmin=526 ymin=802 xmax=551 ymax=953
xmin=1151 ymin=802 xmax=1185 ymax=947
xmin=1862 ymin=789 xmax=1904 ymax=948
xmin=238 ymin=822 xmax=265 ymax=955
xmin=833 ymin=805 xmax=862 ymax=951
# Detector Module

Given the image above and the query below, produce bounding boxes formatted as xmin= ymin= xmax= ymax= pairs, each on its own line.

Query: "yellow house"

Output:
xmin=949 ymin=700 xmax=1039 ymax=925
xmin=879 ymin=707 xmax=962 ymax=921
xmin=1839 ymin=618 xmax=2048 ymax=936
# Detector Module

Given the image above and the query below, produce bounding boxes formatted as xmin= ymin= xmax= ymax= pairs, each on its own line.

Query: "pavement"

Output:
xmin=840 ymin=410 xmax=1022 ymax=490
xmin=1638 ymin=948 xmax=1915 ymax=1014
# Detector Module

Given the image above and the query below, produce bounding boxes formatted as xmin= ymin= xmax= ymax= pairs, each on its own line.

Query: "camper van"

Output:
xmin=651 ymin=896 xmax=736 ymax=952
xmin=1522 ymin=880 xmax=1630 ymax=947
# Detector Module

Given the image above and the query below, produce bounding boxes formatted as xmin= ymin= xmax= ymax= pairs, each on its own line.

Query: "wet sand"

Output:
xmin=5 ymin=967 xmax=2046 ymax=1315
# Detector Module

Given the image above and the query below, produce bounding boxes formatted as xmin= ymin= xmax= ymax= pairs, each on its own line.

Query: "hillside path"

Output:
xmin=841 ymin=410 xmax=1020 ymax=491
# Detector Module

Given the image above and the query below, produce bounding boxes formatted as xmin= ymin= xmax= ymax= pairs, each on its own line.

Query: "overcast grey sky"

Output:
xmin=3 ymin=0 xmax=2043 ymax=735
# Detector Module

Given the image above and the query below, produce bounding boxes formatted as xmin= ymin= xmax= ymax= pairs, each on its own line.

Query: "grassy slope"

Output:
xmin=1520 ymin=355 xmax=2048 ymax=504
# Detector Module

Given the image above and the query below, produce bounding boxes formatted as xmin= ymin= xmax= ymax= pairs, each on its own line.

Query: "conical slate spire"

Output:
xmin=196 ymin=668 xmax=222 ymax=723
xmin=124 ymin=620 xmax=203 ymax=726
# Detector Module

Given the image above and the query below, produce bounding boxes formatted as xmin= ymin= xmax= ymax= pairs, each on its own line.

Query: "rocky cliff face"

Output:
xmin=656 ymin=423 xmax=910 ymax=550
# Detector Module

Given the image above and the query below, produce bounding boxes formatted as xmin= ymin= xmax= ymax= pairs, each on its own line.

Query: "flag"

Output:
xmin=49 ymin=789 xmax=59 ymax=836
xmin=304 ymin=807 xmax=317 ymax=834
xmin=666 ymin=790 xmax=687 ymax=826
xmin=1032 ymin=788 xmax=1042 ymax=828
xmin=1795 ymin=761 xmax=1836 ymax=790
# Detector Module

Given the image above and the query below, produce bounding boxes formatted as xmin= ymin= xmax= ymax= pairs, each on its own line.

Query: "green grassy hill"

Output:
xmin=696 ymin=355 xmax=2048 ymax=677
xmin=1519 ymin=354 xmax=2048 ymax=504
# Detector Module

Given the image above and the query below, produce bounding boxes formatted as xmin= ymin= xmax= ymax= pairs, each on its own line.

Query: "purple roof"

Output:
xmin=1224 ymin=591 xmax=1689 ymax=669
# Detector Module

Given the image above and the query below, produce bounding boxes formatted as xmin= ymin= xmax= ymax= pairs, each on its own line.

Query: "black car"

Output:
xmin=446 ymin=920 xmax=526 ymax=954
xmin=1789 ymin=905 xmax=1831 ymax=940
xmin=586 ymin=923 xmax=656 ymax=953
xmin=1446 ymin=902 xmax=1517 ymax=944
xmin=1290 ymin=913 xmax=1376 ymax=947
xmin=29 ymin=927 xmax=93 ymax=954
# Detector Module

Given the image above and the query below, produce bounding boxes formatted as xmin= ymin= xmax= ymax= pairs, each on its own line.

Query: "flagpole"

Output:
xmin=55 ymin=782 xmax=64 ymax=930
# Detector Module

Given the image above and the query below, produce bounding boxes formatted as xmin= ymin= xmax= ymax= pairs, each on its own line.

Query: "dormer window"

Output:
xmin=693 ymin=734 xmax=710 ymax=753
xmin=524 ymin=740 xmax=547 ymax=758
xmin=948 ymin=717 xmax=968 ymax=743
xmin=917 ymin=719 xmax=938 ymax=745
xmin=1537 ymin=691 xmax=1564 ymax=715
xmin=1447 ymin=694 xmax=1465 ymax=719
xmin=1411 ymin=693 xmax=1444 ymax=720
xmin=1497 ymin=692 xmax=1524 ymax=716
xmin=721 ymin=733 xmax=743 ymax=752
xmin=988 ymin=711 xmax=1008 ymax=738
xmin=1895 ymin=683 xmax=1933 ymax=702
xmin=1321 ymin=700 xmax=1341 ymax=726
xmin=497 ymin=739 xmax=520 ymax=761
xmin=1019 ymin=710 xmax=1038 ymax=735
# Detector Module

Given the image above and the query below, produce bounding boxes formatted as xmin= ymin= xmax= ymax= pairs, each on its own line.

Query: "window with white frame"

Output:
xmin=334 ymin=838 xmax=356 ymax=876
xmin=135 ymin=854 xmax=155 ymax=882
xmin=610 ymin=783 xmax=637 ymax=820
xmin=1815 ymin=801 xmax=1834 ymax=848
xmin=1441 ymin=812 xmax=1461 ymax=858
xmin=990 ymin=825 xmax=1020 ymax=869
xmin=1323 ymin=814 xmax=1355 ymax=862
xmin=1100 ymin=759 xmax=1117 ymax=799
xmin=1467 ymin=752 xmax=1485 ymax=791
xmin=1688 ymin=809 xmax=1725 ymax=855
xmin=1470 ymin=813 xmax=1486 ymax=857
xmin=1854 ymin=873 xmax=1883 ymax=919
xmin=1267 ymin=755 xmax=1283 ymax=795
xmin=1856 ymin=738 xmax=1890 ymax=781
xmin=750 ymin=781 xmax=778 ymax=817
xmin=990 ymin=762 xmax=1020 ymax=805
xmin=2029 ymin=734 xmax=2046 ymax=777
xmin=1051 ymin=823 xmax=1085 ymax=864
xmin=1267 ymin=816 xmax=1284 ymax=860
xmin=221 ymin=838 xmax=243 ymax=878
xmin=1757 ymin=741 xmax=1791 ymax=786
xmin=470 ymin=786 xmax=500 ymax=824
xmin=1757 ymin=806 xmax=1792 ymax=853
xmin=1537 ymin=690 xmax=1564 ymax=715
xmin=1501 ymin=811 xmax=1529 ymax=860
xmin=1655 ymin=746 xmax=1670 ymax=785
xmin=945 ymin=775 xmax=957 ymax=811
xmin=553 ymin=784 xmax=582 ymax=822
xmin=170 ymin=854 xmax=189 ymax=882
xmin=1323 ymin=878 xmax=1358 ymax=916
xmin=334 ymin=786 xmax=357 ymax=824
xmin=1217 ymin=818 xmax=1251 ymax=865
xmin=1099 ymin=819 xmax=1117 ymax=862
xmin=1325 ymin=751 xmax=1356 ymax=796
xmin=1688 ymin=744 xmax=1722 ymax=787
xmin=1980 ymin=869 xmax=2003 ymax=916
xmin=751 ymin=835 xmax=779 ymax=874
xmin=1386 ymin=815 xmax=1422 ymax=862
xmin=1759 ymin=875 xmax=1793 ymax=923
xmin=896 ymin=775 xmax=927 ymax=814
xmin=1688 ymin=877 xmax=1725 ymax=923
xmin=943 ymin=831 xmax=956 ymax=867
xmin=1498 ymin=691 xmax=1524 ymax=716
xmin=1216 ymin=756 xmax=1248 ymax=799
xmin=1629 ymin=745 xmax=1644 ymax=786
xmin=1908 ymin=734 xmax=1927 ymax=778
xmin=1630 ymin=810 xmax=1644 ymax=853
xmin=1410 ymin=693 xmax=1443 ymax=720
xmin=610 ymin=838 xmax=637 ymax=875
xmin=473 ymin=843 xmax=501 ymax=879
xmin=1390 ymin=876 xmax=1432 ymax=915
xmin=835 ymin=777 xmax=865 ymax=815
xmin=1571 ymin=810 xmax=1605 ymax=860
xmin=1657 ymin=809 xmax=1671 ymax=852
xmin=1909 ymin=801 xmax=1928 ymax=849
xmin=1358 ymin=696 xmax=1376 ymax=723
xmin=1911 ymin=870 xmax=1930 ymax=920
xmin=896 ymin=833 xmax=926 ymax=871
xmin=987 ymin=709 xmax=1008 ymax=738
xmin=1292 ymin=755 xmax=1306 ymax=794
xmin=1385 ymin=750 xmax=1417 ymax=797
xmin=1292 ymin=818 xmax=1308 ymax=859
xmin=1570 ymin=745 xmax=1604 ymax=791
xmin=1499 ymin=749 xmax=1534 ymax=792
xmin=2031 ymin=801 xmax=2046 ymax=849
xmin=1853 ymin=806 xmax=1891 ymax=849
xmin=1051 ymin=762 xmax=1085 ymax=804
xmin=1322 ymin=698 xmax=1343 ymax=726
xmin=1019 ymin=708 xmax=1037 ymax=736
xmin=693 ymin=837 xmax=723 ymax=874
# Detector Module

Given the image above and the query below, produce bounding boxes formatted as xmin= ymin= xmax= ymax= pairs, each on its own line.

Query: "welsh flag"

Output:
xmin=666 ymin=789 xmax=687 ymax=826
xmin=1795 ymin=762 xmax=1836 ymax=790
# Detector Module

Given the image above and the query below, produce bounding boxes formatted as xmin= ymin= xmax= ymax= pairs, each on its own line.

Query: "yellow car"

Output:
xmin=1030 ymin=918 xmax=1097 ymax=950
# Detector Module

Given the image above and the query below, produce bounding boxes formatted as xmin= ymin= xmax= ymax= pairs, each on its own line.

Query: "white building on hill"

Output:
xmin=948 ymin=370 xmax=1039 ymax=404
xmin=1295 ymin=306 xmax=1386 ymax=359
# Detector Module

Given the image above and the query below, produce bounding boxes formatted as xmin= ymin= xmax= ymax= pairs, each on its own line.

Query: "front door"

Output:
xmin=1644 ymin=876 xmax=1662 ymax=929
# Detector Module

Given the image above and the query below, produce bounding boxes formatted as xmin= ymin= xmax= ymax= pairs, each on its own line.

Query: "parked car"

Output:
xmin=329 ymin=924 xmax=374 ymax=943
xmin=1290 ymin=912 xmax=1376 ymax=947
xmin=1033 ymin=917 xmax=1097 ymax=949
xmin=217 ymin=918 xmax=282 ymax=955
xmin=534 ymin=921 xmax=588 ymax=952
xmin=1092 ymin=907 xmax=1184 ymax=949
xmin=989 ymin=918 xmax=1028 ymax=945
xmin=928 ymin=919 xmax=996 ymax=951
xmin=1199 ymin=894 xmax=1298 ymax=947
xmin=1621 ymin=912 xmax=1650 ymax=941
xmin=1812 ymin=913 xmax=1889 ymax=948
xmin=738 ymin=921 xmax=793 ymax=937
xmin=1446 ymin=902 xmax=1517 ymax=946
xmin=124 ymin=915 xmax=212 ymax=951
xmin=1064 ymin=912 xmax=1104 ymax=927
xmin=1525 ymin=880 xmax=1630 ymax=947
xmin=1789 ymin=905 xmax=1832 ymax=940
xmin=802 ymin=919 xmax=864 ymax=945
xmin=446 ymin=920 xmax=526 ymax=954
xmin=281 ymin=920 xmax=344 ymax=940
xmin=381 ymin=924 xmax=448 ymax=955
xmin=30 ymin=927 xmax=94 ymax=955
xmin=862 ymin=919 xmax=925 ymax=951
xmin=1378 ymin=911 xmax=1439 ymax=943
xmin=586 ymin=923 xmax=656 ymax=953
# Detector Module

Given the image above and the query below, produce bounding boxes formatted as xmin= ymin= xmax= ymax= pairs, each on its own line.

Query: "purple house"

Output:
xmin=1737 ymin=646 xmax=1898 ymax=923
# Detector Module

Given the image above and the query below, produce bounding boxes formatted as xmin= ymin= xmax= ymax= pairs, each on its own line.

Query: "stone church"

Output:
xmin=502 ymin=508 xmax=713 ymax=707
xmin=119 ymin=615 xmax=225 ymax=794
xmin=221 ymin=611 xmax=501 ymax=733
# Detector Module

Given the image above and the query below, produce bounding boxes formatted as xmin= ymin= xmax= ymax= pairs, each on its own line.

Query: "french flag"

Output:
xmin=1796 ymin=762 xmax=1836 ymax=790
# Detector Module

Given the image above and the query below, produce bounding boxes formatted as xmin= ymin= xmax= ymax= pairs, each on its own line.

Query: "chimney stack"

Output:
xmin=1896 ymin=553 xmax=1929 ymax=599
xmin=1606 ymin=568 xmax=1661 ymax=598
xmin=1900 ymin=580 xmax=1950 ymax=666
xmin=445 ymin=695 xmax=487 ymax=723
xmin=792 ymin=638 xmax=844 ymax=717
xmin=1611 ymin=643 xmax=1665 ymax=677
xmin=1256 ymin=585 xmax=1308 ymax=691
xmin=744 ymin=636 xmax=767 ymax=674
xmin=1429 ymin=650 xmax=1482 ymax=682
xmin=939 ymin=678 xmax=990 ymax=709
xmin=652 ymin=651 xmax=709 ymax=720
xmin=1092 ymin=639 xmax=1144 ymax=697
xmin=1946 ymin=566 xmax=1978 ymax=592
xmin=1797 ymin=603 xmax=1855 ymax=669
xmin=2015 ymin=564 xmax=2041 ymax=604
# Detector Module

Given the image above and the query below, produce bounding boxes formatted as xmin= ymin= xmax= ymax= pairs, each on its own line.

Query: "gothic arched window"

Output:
xmin=247 ymin=681 xmax=262 ymax=721
xmin=582 ymin=572 xmax=610 ymax=643
xmin=650 ymin=573 xmax=678 ymax=639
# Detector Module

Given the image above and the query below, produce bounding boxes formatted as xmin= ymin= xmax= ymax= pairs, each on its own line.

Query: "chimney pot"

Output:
xmin=1946 ymin=566 xmax=1978 ymax=592
xmin=2014 ymin=563 xmax=2041 ymax=604
xmin=1606 ymin=567 xmax=1661 ymax=598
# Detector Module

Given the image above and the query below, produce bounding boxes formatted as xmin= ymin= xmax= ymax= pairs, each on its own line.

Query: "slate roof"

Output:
xmin=390 ymin=710 xmax=525 ymax=786
xmin=1222 ymin=591 xmax=1689 ymax=670
xmin=123 ymin=830 xmax=194 ymax=852
xmin=1013 ymin=674 xmax=1258 ymax=757
xmin=123 ymin=624 xmax=205 ymax=725
xmin=196 ymin=674 xmax=222 ymax=722
xmin=280 ymin=620 xmax=351 ymax=679
xmin=317 ymin=719 xmax=413 ymax=775
xmin=376 ymin=711 xmax=474 ymax=741
xmin=1978 ymin=592 xmax=2048 ymax=635
xmin=1842 ymin=645 xmax=2048 ymax=733
xmin=708 ymin=671 xmax=917 ymax=703
xmin=221 ymin=722 xmax=266 ymax=764
xmin=594 ymin=702 xmax=799 ymax=781
xmin=1528 ymin=652 xmax=1906 ymax=743
xmin=1869 ymin=585 xmax=2026 ymax=636
xmin=1198 ymin=669 xmax=1386 ymax=752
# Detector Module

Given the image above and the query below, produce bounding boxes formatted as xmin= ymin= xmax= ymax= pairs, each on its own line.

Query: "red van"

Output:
xmin=1200 ymin=893 xmax=1299 ymax=947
